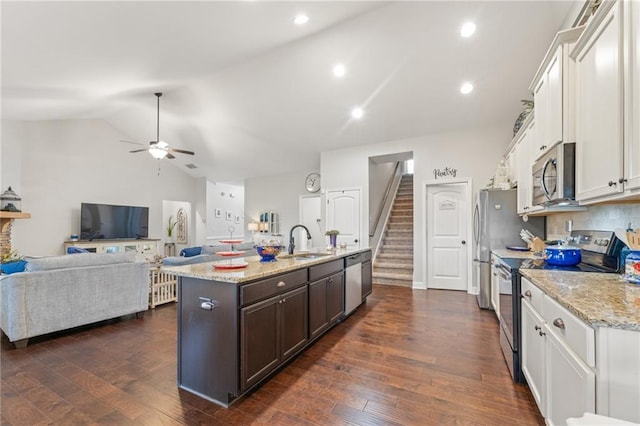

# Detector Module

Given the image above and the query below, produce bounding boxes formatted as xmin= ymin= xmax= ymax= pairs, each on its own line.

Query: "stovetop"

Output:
xmin=496 ymin=229 xmax=624 ymax=274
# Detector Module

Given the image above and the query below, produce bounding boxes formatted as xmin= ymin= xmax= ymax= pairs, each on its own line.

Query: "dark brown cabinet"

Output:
xmin=240 ymin=285 xmax=308 ymax=391
xmin=362 ymin=260 xmax=372 ymax=299
xmin=309 ymin=272 xmax=344 ymax=340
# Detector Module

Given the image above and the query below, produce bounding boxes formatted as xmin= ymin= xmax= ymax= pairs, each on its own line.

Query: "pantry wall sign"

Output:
xmin=433 ymin=166 xmax=458 ymax=180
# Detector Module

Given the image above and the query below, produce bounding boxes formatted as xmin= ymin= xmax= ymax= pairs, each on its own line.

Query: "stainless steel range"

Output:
xmin=496 ymin=229 xmax=625 ymax=383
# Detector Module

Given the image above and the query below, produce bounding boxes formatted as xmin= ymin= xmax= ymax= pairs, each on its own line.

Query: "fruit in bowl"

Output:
xmin=256 ymin=245 xmax=284 ymax=262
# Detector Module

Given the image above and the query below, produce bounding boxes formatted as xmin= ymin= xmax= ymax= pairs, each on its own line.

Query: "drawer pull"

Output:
xmin=276 ymin=281 xmax=286 ymax=287
xmin=553 ymin=318 xmax=565 ymax=329
xmin=524 ymin=290 xmax=532 ymax=298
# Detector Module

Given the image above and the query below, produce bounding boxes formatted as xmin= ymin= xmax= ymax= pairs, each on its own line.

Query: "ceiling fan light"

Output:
xmin=149 ymin=146 xmax=168 ymax=159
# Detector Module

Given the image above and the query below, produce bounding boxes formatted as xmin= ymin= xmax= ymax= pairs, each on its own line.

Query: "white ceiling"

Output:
xmin=1 ymin=1 xmax=581 ymax=183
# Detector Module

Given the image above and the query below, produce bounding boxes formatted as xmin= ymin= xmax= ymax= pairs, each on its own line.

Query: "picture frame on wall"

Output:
xmin=215 ymin=208 xmax=222 ymax=218
xmin=226 ymin=211 xmax=232 ymax=221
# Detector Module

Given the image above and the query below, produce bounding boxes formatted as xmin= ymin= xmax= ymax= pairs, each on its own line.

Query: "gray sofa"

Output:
xmin=0 ymin=252 xmax=149 ymax=347
xmin=162 ymin=243 xmax=255 ymax=267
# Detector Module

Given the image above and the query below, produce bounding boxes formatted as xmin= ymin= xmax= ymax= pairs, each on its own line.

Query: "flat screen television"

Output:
xmin=80 ymin=202 xmax=149 ymax=240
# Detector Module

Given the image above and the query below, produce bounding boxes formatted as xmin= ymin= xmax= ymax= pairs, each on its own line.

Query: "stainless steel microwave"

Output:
xmin=532 ymin=142 xmax=576 ymax=206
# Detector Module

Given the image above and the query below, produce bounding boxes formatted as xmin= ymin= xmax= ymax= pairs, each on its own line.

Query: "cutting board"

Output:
xmin=628 ymin=229 xmax=640 ymax=250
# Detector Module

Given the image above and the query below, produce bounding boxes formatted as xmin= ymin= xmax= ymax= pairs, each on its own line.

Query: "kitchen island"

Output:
xmin=163 ymin=248 xmax=372 ymax=408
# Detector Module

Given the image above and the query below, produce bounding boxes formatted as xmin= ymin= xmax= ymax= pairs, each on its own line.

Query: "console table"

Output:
xmin=0 ymin=211 xmax=31 ymax=259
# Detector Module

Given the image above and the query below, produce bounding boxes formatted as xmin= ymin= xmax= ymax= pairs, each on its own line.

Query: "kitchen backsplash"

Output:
xmin=546 ymin=203 xmax=640 ymax=242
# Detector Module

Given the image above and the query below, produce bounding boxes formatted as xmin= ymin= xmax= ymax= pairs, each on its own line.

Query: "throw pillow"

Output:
xmin=201 ymin=245 xmax=227 ymax=255
xmin=0 ymin=260 xmax=27 ymax=274
xmin=180 ymin=247 xmax=202 ymax=257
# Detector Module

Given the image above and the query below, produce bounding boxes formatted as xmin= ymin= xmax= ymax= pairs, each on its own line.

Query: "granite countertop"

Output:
xmin=520 ymin=269 xmax=640 ymax=331
xmin=492 ymin=248 xmax=543 ymax=260
xmin=162 ymin=247 xmax=369 ymax=284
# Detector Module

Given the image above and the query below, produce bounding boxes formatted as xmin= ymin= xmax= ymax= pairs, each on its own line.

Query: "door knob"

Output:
xmin=461 ymin=240 xmax=466 ymax=245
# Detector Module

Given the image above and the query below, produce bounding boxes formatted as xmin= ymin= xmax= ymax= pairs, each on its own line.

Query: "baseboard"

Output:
xmin=412 ymin=281 xmax=426 ymax=290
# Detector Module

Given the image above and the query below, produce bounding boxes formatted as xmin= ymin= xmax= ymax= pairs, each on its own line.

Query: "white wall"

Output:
xmin=244 ymin=170 xmax=321 ymax=247
xmin=205 ymin=180 xmax=245 ymax=242
xmin=369 ymin=160 xmax=397 ymax=228
xmin=1 ymin=119 xmax=199 ymax=256
xmin=321 ymin=122 xmax=512 ymax=288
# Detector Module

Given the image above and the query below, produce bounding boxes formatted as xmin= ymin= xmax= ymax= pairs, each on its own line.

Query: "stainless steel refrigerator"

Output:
xmin=473 ymin=189 xmax=545 ymax=309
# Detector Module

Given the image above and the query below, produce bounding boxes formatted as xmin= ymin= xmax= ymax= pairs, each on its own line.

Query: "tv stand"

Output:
xmin=63 ymin=239 xmax=160 ymax=263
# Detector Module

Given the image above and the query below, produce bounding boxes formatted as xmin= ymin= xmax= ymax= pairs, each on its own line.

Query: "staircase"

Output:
xmin=373 ymin=174 xmax=414 ymax=287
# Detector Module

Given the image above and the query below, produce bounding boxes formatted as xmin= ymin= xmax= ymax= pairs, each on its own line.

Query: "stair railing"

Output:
xmin=369 ymin=162 xmax=404 ymax=258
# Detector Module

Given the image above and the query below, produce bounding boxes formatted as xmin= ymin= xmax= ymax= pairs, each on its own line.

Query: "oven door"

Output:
xmin=496 ymin=262 xmax=515 ymax=349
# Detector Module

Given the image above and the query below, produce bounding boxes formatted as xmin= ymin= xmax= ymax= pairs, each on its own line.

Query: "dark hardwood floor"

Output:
xmin=1 ymin=285 xmax=544 ymax=425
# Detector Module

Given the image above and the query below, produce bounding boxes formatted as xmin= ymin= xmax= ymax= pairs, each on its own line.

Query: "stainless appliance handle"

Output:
xmin=473 ymin=203 xmax=479 ymax=245
xmin=495 ymin=263 xmax=511 ymax=281
xmin=541 ymin=157 xmax=557 ymax=200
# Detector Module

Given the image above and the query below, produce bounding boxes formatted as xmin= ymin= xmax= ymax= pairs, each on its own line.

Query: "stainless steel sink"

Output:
xmin=279 ymin=252 xmax=332 ymax=260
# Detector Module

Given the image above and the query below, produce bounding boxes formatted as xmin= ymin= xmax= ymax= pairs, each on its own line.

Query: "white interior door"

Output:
xmin=427 ymin=183 xmax=468 ymax=291
xmin=326 ymin=189 xmax=361 ymax=249
xmin=299 ymin=195 xmax=322 ymax=250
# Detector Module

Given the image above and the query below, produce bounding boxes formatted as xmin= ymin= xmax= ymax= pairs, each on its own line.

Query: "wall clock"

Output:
xmin=305 ymin=173 xmax=321 ymax=193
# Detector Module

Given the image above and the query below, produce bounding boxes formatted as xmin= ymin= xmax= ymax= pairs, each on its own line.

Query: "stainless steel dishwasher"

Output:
xmin=344 ymin=253 xmax=363 ymax=316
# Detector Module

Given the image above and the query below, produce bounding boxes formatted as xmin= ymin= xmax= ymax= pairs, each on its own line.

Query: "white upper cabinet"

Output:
xmin=572 ymin=0 xmax=640 ymax=203
xmin=516 ymin=117 xmax=542 ymax=215
xmin=624 ymin=0 xmax=640 ymax=191
xmin=529 ymin=26 xmax=584 ymax=162
xmin=573 ymin=0 xmax=624 ymax=201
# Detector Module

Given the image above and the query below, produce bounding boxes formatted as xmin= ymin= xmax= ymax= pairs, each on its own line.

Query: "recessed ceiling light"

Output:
xmin=460 ymin=82 xmax=474 ymax=94
xmin=351 ymin=107 xmax=364 ymax=119
xmin=294 ymin=14 xmax=309 ymax=25
xmin=460 ymin=22 xmax=476 ymax=38
xmin=333 ymin=63 xmax=346 ymax=78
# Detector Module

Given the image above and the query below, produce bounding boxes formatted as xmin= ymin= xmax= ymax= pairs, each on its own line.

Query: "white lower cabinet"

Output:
xmin=545 ymin=324 xmax=595 ymax=426
xmin=521 ymin=277 xmax=596 ymax=425
xmin=521 ymin=300 xmax=546 ymax=417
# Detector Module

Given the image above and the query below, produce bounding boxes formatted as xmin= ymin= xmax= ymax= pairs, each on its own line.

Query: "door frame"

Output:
xmin=422 ymin=178 xmax=472 ymax=292
xmin=299 ymin=194 xmax=322 ymax=250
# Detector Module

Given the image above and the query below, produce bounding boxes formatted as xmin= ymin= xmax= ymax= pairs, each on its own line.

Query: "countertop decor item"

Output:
xmin=325 ymin=229 xmax=339 ymax=248
xmin=255 ymin=245 xmax=283 ymax=262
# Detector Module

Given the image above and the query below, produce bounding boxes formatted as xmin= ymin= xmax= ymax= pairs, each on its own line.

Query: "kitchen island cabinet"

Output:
xmin=241 ymin=285 xmax=308 ymax=391
xmin=165 ymin=248 xmax=371 ymax=408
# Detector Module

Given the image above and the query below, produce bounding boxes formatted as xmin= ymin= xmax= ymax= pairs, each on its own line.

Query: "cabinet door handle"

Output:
xmin=328 ymin=278 xmax=333 ymax=283
xmin=282 ymin=298 xmax=286 ymax=303
xmin=619 ymin=178 xmax=628 ymax=184
xmin=277 ymin=281 xmax=286 ymax=287
xmin=608 ymin=180 xmax=617 ymax=187
xmin=553 ymin=318 xmax=565 ymax=329
xmin=534 ymin=325 xmax=541 ymax=331
xmin=524 ymin=290 xmax=532 ymax=298
xmin=199 ymin=297 xmax=215 ymax=311
xmin=539 ymin=330 xmax=546 ymax=337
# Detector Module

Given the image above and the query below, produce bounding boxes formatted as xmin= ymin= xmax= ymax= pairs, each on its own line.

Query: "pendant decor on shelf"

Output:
xmin=512 ymin=99 xmax=534 ymax=137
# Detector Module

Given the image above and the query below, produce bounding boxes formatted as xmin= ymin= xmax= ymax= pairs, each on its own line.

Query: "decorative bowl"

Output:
xmin=256 ymin=245 xmax=284 ymax=262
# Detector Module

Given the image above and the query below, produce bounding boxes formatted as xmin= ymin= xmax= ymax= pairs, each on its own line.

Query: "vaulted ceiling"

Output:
xmin=1 ymin=1 xmax=580 ymax=183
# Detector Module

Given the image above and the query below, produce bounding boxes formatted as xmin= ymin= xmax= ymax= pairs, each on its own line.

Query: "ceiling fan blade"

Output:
xmin=170 ymin=148 xmax=195 ymax=155
xmin=129 ymin=149 xmax=148 ymax=153
xmin=166 ymin=153 xmax=176 ymax=159
xmin=120 ymin=140 xmax=144 ymax=145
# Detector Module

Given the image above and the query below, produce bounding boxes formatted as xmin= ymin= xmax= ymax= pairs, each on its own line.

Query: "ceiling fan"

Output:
xmin=122 ymin=92 xmax=195 ymax=160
